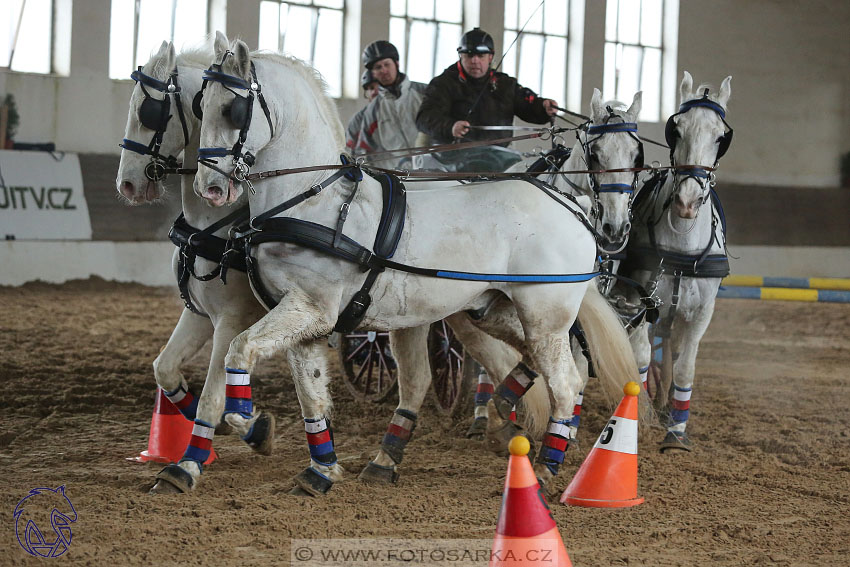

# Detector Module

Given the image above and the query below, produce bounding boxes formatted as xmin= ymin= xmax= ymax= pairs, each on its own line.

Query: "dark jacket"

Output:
xmin=415 ymin=62 xmax=551 ymax=146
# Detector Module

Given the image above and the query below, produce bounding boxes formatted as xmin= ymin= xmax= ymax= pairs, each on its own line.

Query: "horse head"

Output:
xmin=193 ymin=32 xmax=272 ymax=207
xmin=583 ymin=88 xmax=643 ymax=250
xmin=666 ymin=71 xmax=733 ymax=219
xmin=116 ymin=40 xmax=187 ymax=204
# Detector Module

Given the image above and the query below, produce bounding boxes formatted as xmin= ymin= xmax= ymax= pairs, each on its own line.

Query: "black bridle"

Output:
xmin=195 ymin=51 xmax=275 ymax=195
xmin=664 ymin=90 xmax=734 ymax=206
xmin=119 ymin=66 xmax=193 ymax=181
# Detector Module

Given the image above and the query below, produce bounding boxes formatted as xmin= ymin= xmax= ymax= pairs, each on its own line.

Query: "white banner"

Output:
xmin=0 ymin=150 xmax=91 ymax=240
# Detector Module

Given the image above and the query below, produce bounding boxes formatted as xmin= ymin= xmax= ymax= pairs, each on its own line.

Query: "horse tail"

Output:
xmin=577 ymin=285 xmax=650 ymax=421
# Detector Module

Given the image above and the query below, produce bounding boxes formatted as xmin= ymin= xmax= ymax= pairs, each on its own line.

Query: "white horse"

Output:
xmin=621 ymin=71 xmax=733 ymax=451
xmin=115 ymin=41 xmax=277 ymax=493
xmin=447 ymin=90 xmax=645 ymax=458
xmin=185 ymin=33 xmax=637 ymax=495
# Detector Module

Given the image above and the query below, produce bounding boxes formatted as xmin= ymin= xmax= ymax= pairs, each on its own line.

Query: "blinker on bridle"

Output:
xmin=119 ymin=66 xmax=191 ymax=182
xmin=195 ymin=50 xmax=276 ymax=195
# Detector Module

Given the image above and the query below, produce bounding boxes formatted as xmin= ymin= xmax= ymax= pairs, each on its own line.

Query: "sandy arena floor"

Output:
xmin=1 ymin=278 xmax=848 ymax=566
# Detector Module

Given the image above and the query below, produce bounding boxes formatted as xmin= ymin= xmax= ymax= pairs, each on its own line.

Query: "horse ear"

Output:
xmin=717 ymin=76 xmax=732 ymax=107
xmin=232 ymin=40 xmax=251 ymax=79
xmin=627 ymin=91 xmax=642 ymax=120
xmin=680 ymin=71 xmax=693 ymax=103
xmin=154 ymin=40 xmax=169 ymax=59
xmin=164 ymin=42 xmax=177 ymax=72
xmin=214 ymin=30 xmax=229 ymax=58
xmin=142 ymin=41 xmax=170 ymax=74
xmin=590 ymin=88 xmax=604 ymax=120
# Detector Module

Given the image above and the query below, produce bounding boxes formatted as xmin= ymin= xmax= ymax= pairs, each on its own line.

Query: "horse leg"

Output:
xmin=524 ymin=331 xmax=582 ymax=490
xmin=153 ymin=308 xmax=213 ymax=421
xmin=359 ymin=325 xmax=431 ymax=484
xmin=151 ymin=311 xmax=273 ymax=493
xmin=659 ymin=304 xmax=714 ymax=453
xmin=629 ymin=319 xmax=652 ymax=394
xmin=444 ymin=313 xmax=522 ymax=439
xmin=456 ymin=302 xmax=552 ymax=455
xmin=286 ymin=339 xmax=342 ymax=496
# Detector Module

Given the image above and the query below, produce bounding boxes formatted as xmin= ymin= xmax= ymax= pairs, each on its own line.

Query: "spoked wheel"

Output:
xmin=427 ymin=320 xmax=474 ymax=417
xmin=338 ymin=331 xmax=398 ymax=403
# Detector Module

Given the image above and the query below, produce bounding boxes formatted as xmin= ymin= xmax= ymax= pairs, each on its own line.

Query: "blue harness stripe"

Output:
xmin=434 ymin=270 xmax=599 ymax=283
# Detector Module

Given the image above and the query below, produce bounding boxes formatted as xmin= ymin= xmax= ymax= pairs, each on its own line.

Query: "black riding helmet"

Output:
xmin=361 ymin=69 xmax=375 ymax=89
xmin=458 ymin=28 xmax=495 ymax=54
xmin=362 ymin=40 xmax=399 ymax=69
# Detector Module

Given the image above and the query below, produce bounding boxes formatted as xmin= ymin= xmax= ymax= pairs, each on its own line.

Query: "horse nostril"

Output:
xmin=602 ymin=222 xmax=614 ymax=237
xmin=622 ymin=221 xmax=632 ymax=236
xmin=674 ymin=194 xmax=686 ymax=208
xmin=120 ymin=181 xmax=135 ymax=198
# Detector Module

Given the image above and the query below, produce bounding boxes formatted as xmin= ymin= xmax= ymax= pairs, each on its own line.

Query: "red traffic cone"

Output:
xmin=128 ymin=388 xmax=216 ymax=465
xmin=560 ymin=381 xmax=643 ymax=508
xmin=491 ymin=436 xmax=572 ymax=567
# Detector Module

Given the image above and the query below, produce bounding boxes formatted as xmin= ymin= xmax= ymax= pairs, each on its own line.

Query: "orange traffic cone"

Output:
xmin=128 ymin=388 xmax=216 ymax=465
xmin=560 ymin=381 xmax=643 ymax=508
xmin=490 ymin=436 xmax=572 ymax=567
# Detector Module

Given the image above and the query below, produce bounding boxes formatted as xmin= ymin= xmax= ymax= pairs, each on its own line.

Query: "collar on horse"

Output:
xmin=120 ymin=66 xmax=197 ymax=181
xmin=624 ymin=169 xmax=730 ymax=279
xmin=167 ymin=205 xmax=250 ymax=317
xmin=195 ymin=51 xmax=276 ymax=195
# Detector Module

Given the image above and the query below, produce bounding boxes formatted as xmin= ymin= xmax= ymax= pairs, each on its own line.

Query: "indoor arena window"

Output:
xmin=1 ymin=0 xmax=72 ymax=75
xmin=258 ymin=0 xmax=345 ymax=98
xmin=502 ymin=0 xmax=576 ymax=110
xmin=603 ymin=0 xmax=679 ymax=122
xmin=388 ymin=0 xmax=465 ymax=84
xmin=109 ymin=0 xmax=209 ymax=79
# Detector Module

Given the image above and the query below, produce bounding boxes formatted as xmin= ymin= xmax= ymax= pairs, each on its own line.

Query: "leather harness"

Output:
xmin=168 ymin=207 xmax=250 ymax=317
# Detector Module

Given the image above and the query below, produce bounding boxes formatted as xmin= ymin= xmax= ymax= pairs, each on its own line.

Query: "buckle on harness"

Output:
xmin=309 ymin=183 xmax=322 ymax=196
xmin=339 ymin=202 xmax=350 ymax=220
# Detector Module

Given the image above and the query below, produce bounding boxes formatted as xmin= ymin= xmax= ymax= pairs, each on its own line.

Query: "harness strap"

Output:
xmin=249 ymin=167 xmax=355 ymax=228
xmin=167 ymin=207 xmax=251 ymax=316
xmin=522 ymin=176 xmax=600 ymax=238
xmin=655 ymin=271 xmax=682 ymax=339
xmin=622 ymin=245 xmax=730 ymax=278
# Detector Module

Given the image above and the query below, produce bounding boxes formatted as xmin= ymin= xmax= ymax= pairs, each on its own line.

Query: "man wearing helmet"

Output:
xmin=352 ymin=40 xmax=427 ymax=167
xmin=345 ymin=69 xmax=380 ymax=153
xmin=416 ymin=28 xmax=558 ymax=147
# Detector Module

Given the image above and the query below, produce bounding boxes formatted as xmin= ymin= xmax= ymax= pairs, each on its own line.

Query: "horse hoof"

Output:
xmin=486 ymin=420 xmax=524 ymax=457
xmin=215 ymin=418 xmax=233 ymax=436
xmin=150 ymin=464 xmax=193 ymax=494
xmin=358 ymin=461 xmax=399 ymax=484
xmin=288 ymin=485 xmax=315 ymax=497
xmin=243 ymin=412 xmax=275 ymax=456
xmin=659 ymin=430 xmax=692 ymax=453
xmin=465 ymin=417 xmax=488 ymax=440
xmin=293 ymin=467 xmax=334 ymax=496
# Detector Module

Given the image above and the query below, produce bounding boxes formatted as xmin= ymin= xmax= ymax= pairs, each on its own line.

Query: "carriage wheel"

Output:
xmin=427 ymin=320 xmax=475 ymax=417
xmin=338 ymin=331 xmax=398 ymax=403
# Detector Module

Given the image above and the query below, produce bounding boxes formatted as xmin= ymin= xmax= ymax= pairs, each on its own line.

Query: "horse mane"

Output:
xmin=176 ymin=44 xmax=215 ymax=70
xmin=251 ymin=51 xmax=345 ymax=146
